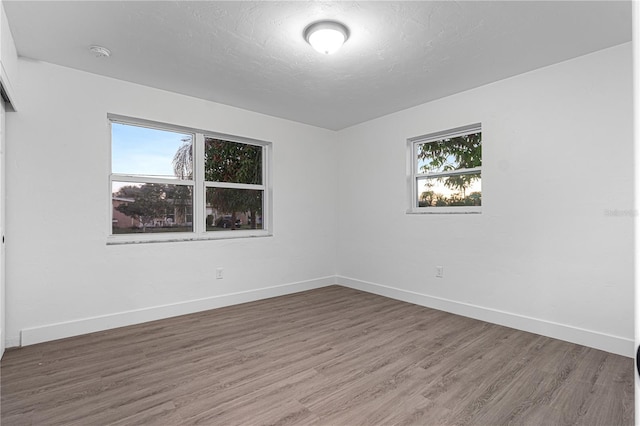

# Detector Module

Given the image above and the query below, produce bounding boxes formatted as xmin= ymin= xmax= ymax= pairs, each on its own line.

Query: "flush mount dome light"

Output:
xmin=304 ymin=20 xmax=349 ymax=55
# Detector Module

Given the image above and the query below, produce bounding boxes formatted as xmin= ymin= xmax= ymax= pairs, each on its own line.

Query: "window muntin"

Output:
xmin=109 ymin=117 xmax=270 ymax=242
xmin=409 ymin=124 xmax=482 ymax=213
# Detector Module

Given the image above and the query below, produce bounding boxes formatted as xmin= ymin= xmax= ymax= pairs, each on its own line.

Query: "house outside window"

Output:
xmin=408 ymin=123 xmax=482 ymax=214
xmin=109 ymin=116 xmax=271 ymax=243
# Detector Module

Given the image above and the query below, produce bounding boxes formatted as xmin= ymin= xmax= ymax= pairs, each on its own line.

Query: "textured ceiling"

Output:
xmin=3 ymin=1 xmax=632 ymax=130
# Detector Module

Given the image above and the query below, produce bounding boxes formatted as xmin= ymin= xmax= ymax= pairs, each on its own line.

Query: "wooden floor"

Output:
xmin=1 ymin=286 xmax=634 ymax=425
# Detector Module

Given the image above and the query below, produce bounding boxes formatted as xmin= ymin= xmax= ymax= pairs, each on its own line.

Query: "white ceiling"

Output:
xmin=3 ymin=1 xmax=632 ymax=130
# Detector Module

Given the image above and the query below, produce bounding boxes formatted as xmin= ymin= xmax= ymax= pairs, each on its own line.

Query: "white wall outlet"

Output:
xmin=435 ymin=266 xmax=444 ymax=278
xmin=216 ymin=267 xmax=223 ymax=279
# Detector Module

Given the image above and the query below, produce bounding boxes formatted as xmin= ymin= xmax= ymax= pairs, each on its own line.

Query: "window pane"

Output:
xmin=416 ymin=131 xmax=481 ymax=174
xmin=204 ymin=138 xmax=262 ymax=184
xmin=205 ymin=188 xmax=263 ymax=231
xmin=112 ymin=123 xmax=193 ymax=179
xmin=112 ymin=182 xmax=193 ymax=234
xmin=417 ymin=173 xmax=481 ymax=207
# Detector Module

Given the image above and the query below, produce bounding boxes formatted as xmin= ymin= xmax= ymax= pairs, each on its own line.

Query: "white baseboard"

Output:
xmin=19 ymin=276 xmax=336 ymax=347
xmin=5 ymin=335 xmax=19 ymax=349
xmin=15 ymin=275 xmax=633 ymax=358
xmin=337 ymin=275 xmax=633 ymax=358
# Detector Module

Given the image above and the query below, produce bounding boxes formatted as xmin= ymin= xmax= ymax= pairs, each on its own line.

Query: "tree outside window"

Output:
xmin=110 ymin=118 xmax=269 ymax=241
xmin=411 ymin=124 xmax=482 ymax=212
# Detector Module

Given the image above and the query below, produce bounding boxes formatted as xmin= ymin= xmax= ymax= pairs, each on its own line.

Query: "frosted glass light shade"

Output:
xmin=304 ymin=21 xmax=349 ymax=55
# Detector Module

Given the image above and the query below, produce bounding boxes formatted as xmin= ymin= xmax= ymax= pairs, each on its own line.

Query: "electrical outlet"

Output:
xmin=216 ymin=267 xmax=223 ymax=279
xmin=435 ymin=266 xmax=444 ymax=278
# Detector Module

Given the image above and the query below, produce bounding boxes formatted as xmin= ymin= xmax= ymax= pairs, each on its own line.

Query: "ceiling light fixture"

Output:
xmin=304 ymin=21 xmax=349 ymax=55
xmin=89 ymin=45 xmax=111 ymax=58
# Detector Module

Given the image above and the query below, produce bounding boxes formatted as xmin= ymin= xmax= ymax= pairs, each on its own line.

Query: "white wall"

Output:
xmin=0 ymin=0 xmax=18 ymax=357
xmin=0 ymin=1 xmax=17 ymax=99
xmin=4 ymin=43 xmax=633 ymax=358
xmin=633 ymin=1 xmax=640 ymax=416
xmin=336 ymin=43 xmax=634 ymax=357
xmin=5 ymin=58 xmax=338 ymax=346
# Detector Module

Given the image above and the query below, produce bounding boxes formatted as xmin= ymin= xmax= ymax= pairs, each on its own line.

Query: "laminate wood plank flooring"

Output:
xmin=1 ymin=285 xmax=633 ymax=425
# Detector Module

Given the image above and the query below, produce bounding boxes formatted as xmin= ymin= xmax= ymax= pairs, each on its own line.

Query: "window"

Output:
xmin=109 ymin=116 xmax=271 ymax=242
xmin=408 ymin=123 xmax=482 ymax=213
xmin=204 ymin=138 xmax=264 ymax=232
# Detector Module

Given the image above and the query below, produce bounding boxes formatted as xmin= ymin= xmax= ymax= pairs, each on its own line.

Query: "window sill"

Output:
xmin=407 ymin=206 xmax=481 ymax=214
xmin=107 ymin=230 xmax=272 ymax=245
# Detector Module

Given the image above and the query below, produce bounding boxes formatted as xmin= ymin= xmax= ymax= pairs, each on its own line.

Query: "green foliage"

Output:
xmin=204 ymin=139 xmax=263 ymax=229
xmin=419 ymin=133 xmax=481 ymax=172
xmin=418 ymin=132 xmax=481 ymax=195
xmin=172 ymin=138 xmax=263 ymax=229
xmin=164 ymin=184 xmax=191 ymax=203
xmin=204 ymin=139 xmax=262 ymax=185
xmin=115 ymin=184 xmax=172 ymax=230
xmin=419 ymin=190 xmax=482 ymax=207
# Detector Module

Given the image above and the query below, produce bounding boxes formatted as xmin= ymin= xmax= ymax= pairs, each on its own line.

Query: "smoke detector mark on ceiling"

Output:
xmin=89 ymin=45 xmax=111 ymax=58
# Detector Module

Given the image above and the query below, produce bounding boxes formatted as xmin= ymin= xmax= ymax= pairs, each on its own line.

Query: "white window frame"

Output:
xmin=407 ymin=123 xmax=482 ymax=214
xmin=108 ymin=115 xmax=272 ymax=244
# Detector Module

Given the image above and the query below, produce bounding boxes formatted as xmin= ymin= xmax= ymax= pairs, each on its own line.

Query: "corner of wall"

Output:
xmin=337 ymin=276 xmax=633 ymax=358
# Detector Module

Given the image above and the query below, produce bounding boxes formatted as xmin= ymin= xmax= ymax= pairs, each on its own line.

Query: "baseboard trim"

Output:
xmin=19 ymin=276 xmax=336 ymax=347
xmin=16 ymin=275 xmax=633 ymax=358
xmin=5 ymin=335 xmax=20 ymax=349
xmin=337 ymin=275 xmax=633 ymax=358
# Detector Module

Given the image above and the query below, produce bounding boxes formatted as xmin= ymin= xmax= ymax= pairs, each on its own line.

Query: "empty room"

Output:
xmin=0 ymin=1 xmax=635 ymax=425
